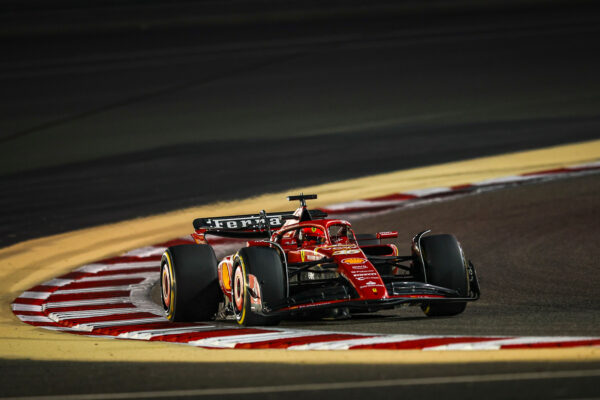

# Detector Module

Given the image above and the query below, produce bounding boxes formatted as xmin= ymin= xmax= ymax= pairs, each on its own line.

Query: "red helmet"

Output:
xmin=299 ymin=226 xmax=325 ymax=245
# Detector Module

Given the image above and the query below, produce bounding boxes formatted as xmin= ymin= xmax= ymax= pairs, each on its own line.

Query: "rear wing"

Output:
xmin=193 ymin=209 xmax=328 ymax=238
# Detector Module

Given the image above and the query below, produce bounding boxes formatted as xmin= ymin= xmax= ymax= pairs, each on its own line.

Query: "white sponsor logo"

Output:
xmin=332 ymin=249 xmax=361 ymax=255
xmin=359 ymin=283 xmax=384 ymax=289
xmin=354 ymin=275 xmax=379 ymax=281
xmin=207 ymin=216 xmax=283 ymax=229
xmin=322 ymin=245 xmax=355 ymax=250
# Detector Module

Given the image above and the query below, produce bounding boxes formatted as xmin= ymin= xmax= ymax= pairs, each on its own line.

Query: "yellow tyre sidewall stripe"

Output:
xmin=233 ymin=252 xmax=248 ymax=325
xmin=163 ymin=251 xmax=176 ymax=320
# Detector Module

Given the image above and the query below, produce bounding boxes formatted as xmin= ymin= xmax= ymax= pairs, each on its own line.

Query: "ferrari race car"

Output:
xmin=160 ymin=194 xmax=480 ymax=326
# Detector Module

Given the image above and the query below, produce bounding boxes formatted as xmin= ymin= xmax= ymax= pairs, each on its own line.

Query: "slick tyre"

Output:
xmin=419 ymin=234 xmax=469 ymax=317
xmin=161 ymin=244 xmax=220 ymax=322
xmin=232 ymin=247 xmax=285 ymax=326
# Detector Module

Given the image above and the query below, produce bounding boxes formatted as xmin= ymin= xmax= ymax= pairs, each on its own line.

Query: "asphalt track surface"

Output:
xmin=2 ymin=1 xmax=600 ymax=399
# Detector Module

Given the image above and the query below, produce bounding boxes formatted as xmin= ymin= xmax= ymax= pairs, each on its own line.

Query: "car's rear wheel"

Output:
xmin=161 ymin=244 xmax=220 ymax=322
xmin=419 ymin=234 xmax=469 ymax=317
xmin=232 ymin=246 xmax=285 ymax=326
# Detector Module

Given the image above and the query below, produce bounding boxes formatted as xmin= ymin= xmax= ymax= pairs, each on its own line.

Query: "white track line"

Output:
xmin=76 ymin=273 xmax=158 ymax=282
xmin=18 ymin=292 xmax=52 ymax=299
xmin=37 ymin=325 xmax=94 ymax=332
xmin=78 ymin=261 xmax=160 ymax=273
xmin=15 ymin=315 xmax=55 ymax=323
xmin=53 ymin=285 xmax=139 ymax=294
xmin=476 ymin=175 xmax=536 ymax=185
xmin=403 ymin=186 xmax=453 ymax=196
xmin=74 ymin=317 xmax=167 ymax=330
xmin=11 ymin=304 xmax=43 ymax=312
xmin=288 ymin=334 xmax=437 ymax=350
xmin=188 ymin=330 xmax=345 ymax=348
xmin=424 ymin=336 xmax=600 ymax=350
xmin=48 ymin=308 xmax=162 ymax=320
xmin=118 ymin=325 xmax=218 ymax=340
xmin=2 ymin=369 xmax=600 ymax=399
xmin=37 ymin=278 xmax=73 ymax=287
xmin=324 ymin=199 xmax=408 ymax=211
xmin=44 ymin=297 xmax=132 ymax=308
xmin=76 ymin=264 xmax=110 ymax=273
xmin=123 ymin=246 xmax=166 ymax=257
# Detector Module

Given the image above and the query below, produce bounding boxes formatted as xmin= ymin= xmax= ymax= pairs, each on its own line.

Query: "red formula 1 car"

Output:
xmin=160 ymin=194 xmax=480 ymax=326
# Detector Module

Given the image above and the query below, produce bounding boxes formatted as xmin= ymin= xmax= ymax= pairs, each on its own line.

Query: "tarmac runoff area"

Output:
xmin=1 ymin=139 xmax=599 ymax=364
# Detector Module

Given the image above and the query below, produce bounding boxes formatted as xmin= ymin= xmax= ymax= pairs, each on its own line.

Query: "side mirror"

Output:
xmin=376 ymin=231 xmax=398 ymax=239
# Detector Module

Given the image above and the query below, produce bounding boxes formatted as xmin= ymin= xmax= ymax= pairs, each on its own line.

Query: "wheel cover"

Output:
xmin=161 ymin=265 xmax=171 ymax=309
xmin=233 ymin=266 xmax=245 ymax=312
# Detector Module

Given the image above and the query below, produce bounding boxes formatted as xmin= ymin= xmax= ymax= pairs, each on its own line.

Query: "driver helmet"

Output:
xmin=299 ymin=226 xmax=325 ymax=245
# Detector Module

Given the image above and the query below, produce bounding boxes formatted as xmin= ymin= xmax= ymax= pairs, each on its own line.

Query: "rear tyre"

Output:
xmin=419 ymin=234 xmax=469 ymax=317
xmin=232 ymin=247 xmax=285 ymax=326
xmin=161 ymin=244 xmax=220 ymax=322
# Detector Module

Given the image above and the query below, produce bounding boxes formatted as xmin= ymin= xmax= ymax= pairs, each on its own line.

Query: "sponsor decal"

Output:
xmin=341 ymin=258 xmax=367 ymax=265
xmin=204 ymin=216 xmax=284 ymax=229
xmin=351 ymin=265 xmax=369 ymax=270
xmin=332 ymin=249 xmax=361 ymax=255
xmin=349 ymin=270 xmax=379 ymax=281
xmin=301 ymin=250 xmax=321 ymax=262
xmin=355 ymin=275 xmax=379 ymax=281
xmin=359 ymin=283 xmax=385 ymax=289
xmin=320 ymin=244 xmax=355 ymax=250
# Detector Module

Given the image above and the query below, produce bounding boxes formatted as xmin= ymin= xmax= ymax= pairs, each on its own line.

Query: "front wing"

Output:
xmin=261 ymin=278 xmax=481 ymax=317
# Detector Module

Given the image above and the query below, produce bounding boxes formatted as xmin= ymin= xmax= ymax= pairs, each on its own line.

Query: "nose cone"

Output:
xmin=332 ymin=253 xmax=388 ymax=300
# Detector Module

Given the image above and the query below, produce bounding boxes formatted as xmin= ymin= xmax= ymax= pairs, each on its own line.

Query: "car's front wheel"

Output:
xmin=232 ymin=246 xmax=285 ymax=326
xmin=419 ymin=234 xmax=469 ymax=317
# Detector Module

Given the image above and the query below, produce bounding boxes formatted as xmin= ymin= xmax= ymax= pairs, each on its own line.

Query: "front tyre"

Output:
xmin=419 ymin=234 xmax=469 ymax=317
xmin=161 ymin=244 xmax=220 ymax=322
xmin=232 ymin=247 xmax=285 ymax=326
